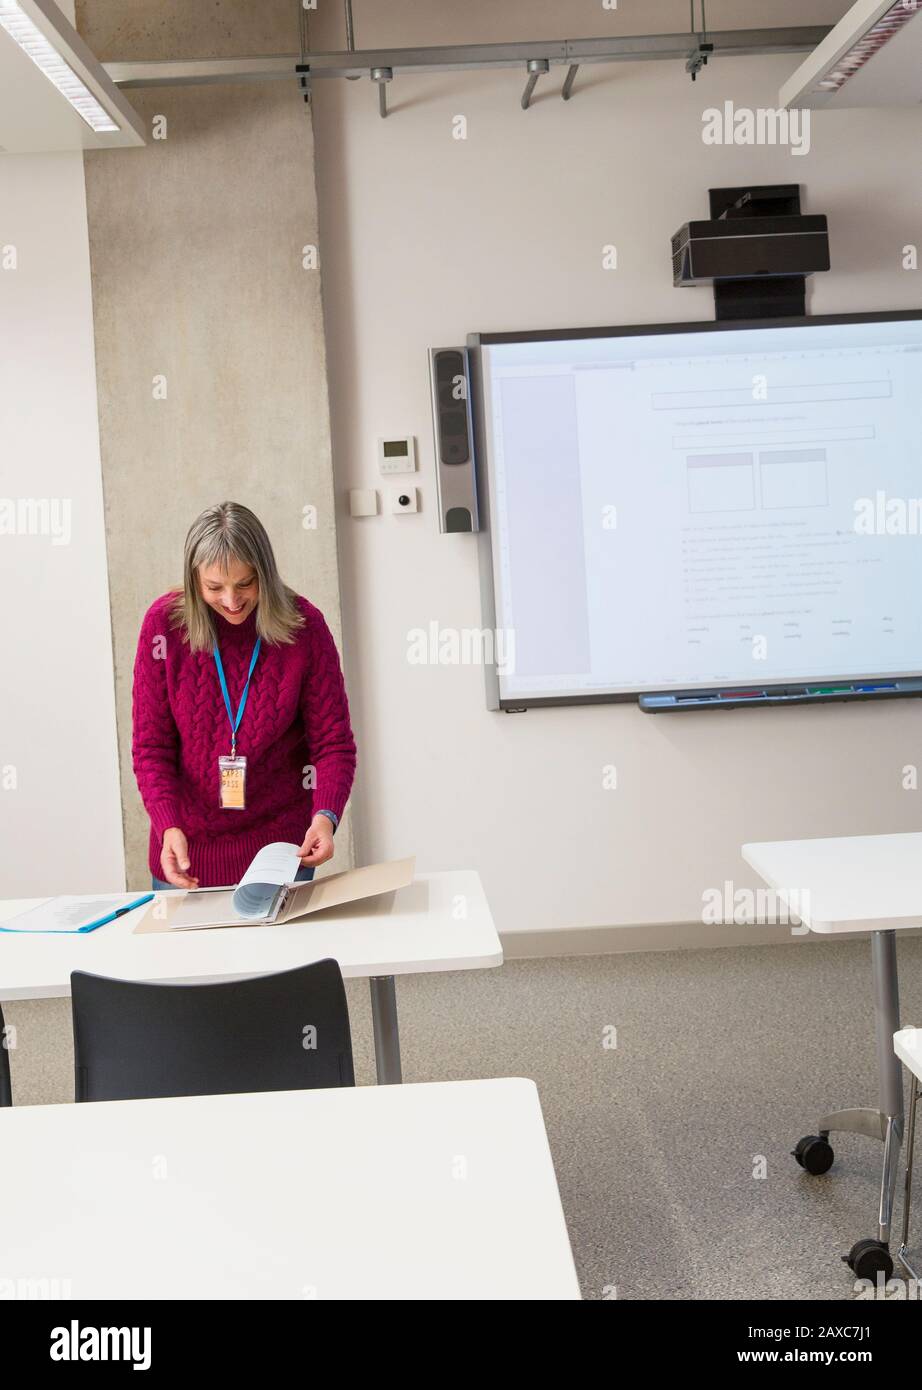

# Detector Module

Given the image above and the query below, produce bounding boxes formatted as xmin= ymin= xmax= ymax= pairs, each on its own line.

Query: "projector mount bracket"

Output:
xmin=710 ymin=185 xmax=815 ymax=321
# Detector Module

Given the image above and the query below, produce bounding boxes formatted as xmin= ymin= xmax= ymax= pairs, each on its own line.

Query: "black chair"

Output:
xmin=0 ymin=1002 xmax=12 ymax=1106
xmin=71 ymin=959 xmax=354 ymax=1103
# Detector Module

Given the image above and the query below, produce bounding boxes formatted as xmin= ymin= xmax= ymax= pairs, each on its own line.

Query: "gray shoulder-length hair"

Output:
xmin=169 ymin=502 xmax=305 ymax=653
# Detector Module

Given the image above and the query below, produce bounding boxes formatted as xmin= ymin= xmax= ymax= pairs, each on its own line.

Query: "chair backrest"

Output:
xmin=0 ymin=1002 xmax=11 ymax=1106
xmin=71 ymin=959 xmax=354 ymax=1102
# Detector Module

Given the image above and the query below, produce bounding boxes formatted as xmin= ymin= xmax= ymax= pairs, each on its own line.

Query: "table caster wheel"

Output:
xmin=844 ymin=1239 xmax=893 ymax=1282
xmin=792 ymin=1134 xmax=834 ymax=1175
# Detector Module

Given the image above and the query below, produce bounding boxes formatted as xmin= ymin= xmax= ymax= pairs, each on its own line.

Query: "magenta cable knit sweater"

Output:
xmin=132 ymin=592 xmax=357 ymax=887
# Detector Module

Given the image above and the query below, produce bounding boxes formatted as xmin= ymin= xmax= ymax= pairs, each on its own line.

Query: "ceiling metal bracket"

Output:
xmin=686 ymin=0 xmax=714 ymax=81
xmin=521 ymin=57 xmax=549 ymax=110
xmin=561 ymin=63 xmax=579 ymax=101
xmin=371 ymin=65 xmax=392 ymax=117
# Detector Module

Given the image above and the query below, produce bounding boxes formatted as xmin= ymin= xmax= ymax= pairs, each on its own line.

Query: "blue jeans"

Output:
xmin=152 ymin=865 xmax=315 ymax=890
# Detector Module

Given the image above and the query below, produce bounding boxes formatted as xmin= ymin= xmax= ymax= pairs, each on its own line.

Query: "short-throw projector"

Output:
xmin=672 ymin=184 xmax=829 ymax=286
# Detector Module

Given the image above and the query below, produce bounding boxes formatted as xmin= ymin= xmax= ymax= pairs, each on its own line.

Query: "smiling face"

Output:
xmin=198 ymin=556 xmax=259 ymax=625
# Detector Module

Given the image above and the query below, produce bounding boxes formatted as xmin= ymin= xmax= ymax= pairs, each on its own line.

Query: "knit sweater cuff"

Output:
xmin=148 ymin=798 xmax=185 ymax=841
xmin=312 ymin=779 xmax=352 ymax=826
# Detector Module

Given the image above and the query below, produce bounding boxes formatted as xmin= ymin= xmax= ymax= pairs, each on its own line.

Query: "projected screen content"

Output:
xmin=478 ymin=315 xmax=922 ymax=704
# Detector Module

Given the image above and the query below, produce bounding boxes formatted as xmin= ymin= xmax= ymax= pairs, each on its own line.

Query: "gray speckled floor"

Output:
xmin=6 ymin=935 xmax=922 ymax=1301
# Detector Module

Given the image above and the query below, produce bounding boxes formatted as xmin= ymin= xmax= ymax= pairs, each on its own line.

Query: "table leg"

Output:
xmin=809 ymin=930 xmax=904 ymax=1275
xmin=872 ymin=930 xmax=904 ymax=1243
xmin=369 ymin=975 xmax=402 ymax=1085
xmin=898 ymin=1074 xmax=920 ymax=1280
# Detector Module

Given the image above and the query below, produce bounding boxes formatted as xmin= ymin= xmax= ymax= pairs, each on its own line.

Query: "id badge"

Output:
xmin=218 ymin=755 xmax=247 ymax=810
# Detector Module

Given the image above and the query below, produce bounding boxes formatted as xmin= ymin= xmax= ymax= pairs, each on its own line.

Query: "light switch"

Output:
xmin=349 ymin=488 xmax=378 ymax=518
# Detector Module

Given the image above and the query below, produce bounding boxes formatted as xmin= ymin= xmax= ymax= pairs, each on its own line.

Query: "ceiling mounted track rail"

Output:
xmin=105 ymin=26 xmax=832 ymax=119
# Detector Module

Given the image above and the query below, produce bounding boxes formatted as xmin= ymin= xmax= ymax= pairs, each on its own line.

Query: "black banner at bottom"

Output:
xmin=1 ymin=1293 xmax=913 ymax=1374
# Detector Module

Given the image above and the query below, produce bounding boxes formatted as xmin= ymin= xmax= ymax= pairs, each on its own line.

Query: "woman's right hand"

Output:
xmin=160 ymin=828 xmax=199 ymax=889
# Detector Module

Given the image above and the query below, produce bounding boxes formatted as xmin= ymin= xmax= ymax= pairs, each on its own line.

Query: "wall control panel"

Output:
xmin=377 ymin=436 xmax=417 ymax=475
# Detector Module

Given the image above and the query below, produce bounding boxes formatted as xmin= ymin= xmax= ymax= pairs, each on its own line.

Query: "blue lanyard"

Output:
xmin=213 ymin=638 xmax=261 ymax=756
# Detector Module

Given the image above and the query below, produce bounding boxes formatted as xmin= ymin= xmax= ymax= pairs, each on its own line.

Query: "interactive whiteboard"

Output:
xmin=470 ymin=311 xmax=922 ymax=709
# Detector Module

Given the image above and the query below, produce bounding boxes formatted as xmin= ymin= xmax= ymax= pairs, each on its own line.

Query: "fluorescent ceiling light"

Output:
xmin=813 ymin=0 xmax=920 ymax=96
xmin=780 ymin=0 xmax=922 ymax=110
xmin=0 ymin=0 xmax=119 ymax=132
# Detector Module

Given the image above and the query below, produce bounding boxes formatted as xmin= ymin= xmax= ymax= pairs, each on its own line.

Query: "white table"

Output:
xmin=0 ymin=1077 xmax=580 ymax=1300
xmin=894 ymin=1026 xmax=922 ymax=1076
xmin=894 ymin=1026 xmax=922 ymax=1280
xmin=0 ymin=871 xmax=502 ymax=1085
xmin=743 ymin=833 xmax=922 ymax=1281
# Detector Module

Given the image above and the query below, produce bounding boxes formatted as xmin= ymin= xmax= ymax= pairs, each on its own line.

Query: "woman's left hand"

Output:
xmin=298 ymin=814 xmax=335 ymax=868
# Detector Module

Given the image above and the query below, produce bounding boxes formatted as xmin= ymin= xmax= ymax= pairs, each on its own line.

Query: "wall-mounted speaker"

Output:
xmin=428 ymin=346 xmax=480 ymax=533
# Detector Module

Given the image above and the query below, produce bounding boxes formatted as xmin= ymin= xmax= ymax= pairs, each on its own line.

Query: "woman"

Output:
xmin=132 ymin=502 xmax=356 ymax=890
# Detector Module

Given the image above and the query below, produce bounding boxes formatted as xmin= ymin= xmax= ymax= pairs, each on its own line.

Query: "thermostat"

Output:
xmin=377 ymin=436 xmax=417 ymax=475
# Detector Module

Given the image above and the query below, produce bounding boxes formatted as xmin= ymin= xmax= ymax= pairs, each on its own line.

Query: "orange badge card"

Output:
xmin=218 ymin=755 xmax=247 ymax=810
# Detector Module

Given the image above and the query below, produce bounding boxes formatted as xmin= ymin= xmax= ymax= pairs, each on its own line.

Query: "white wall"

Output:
xmin=311 ymin=0 xmax=922 ymax=936
xmin=0 ymin=0 xmax=124 ymax=895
